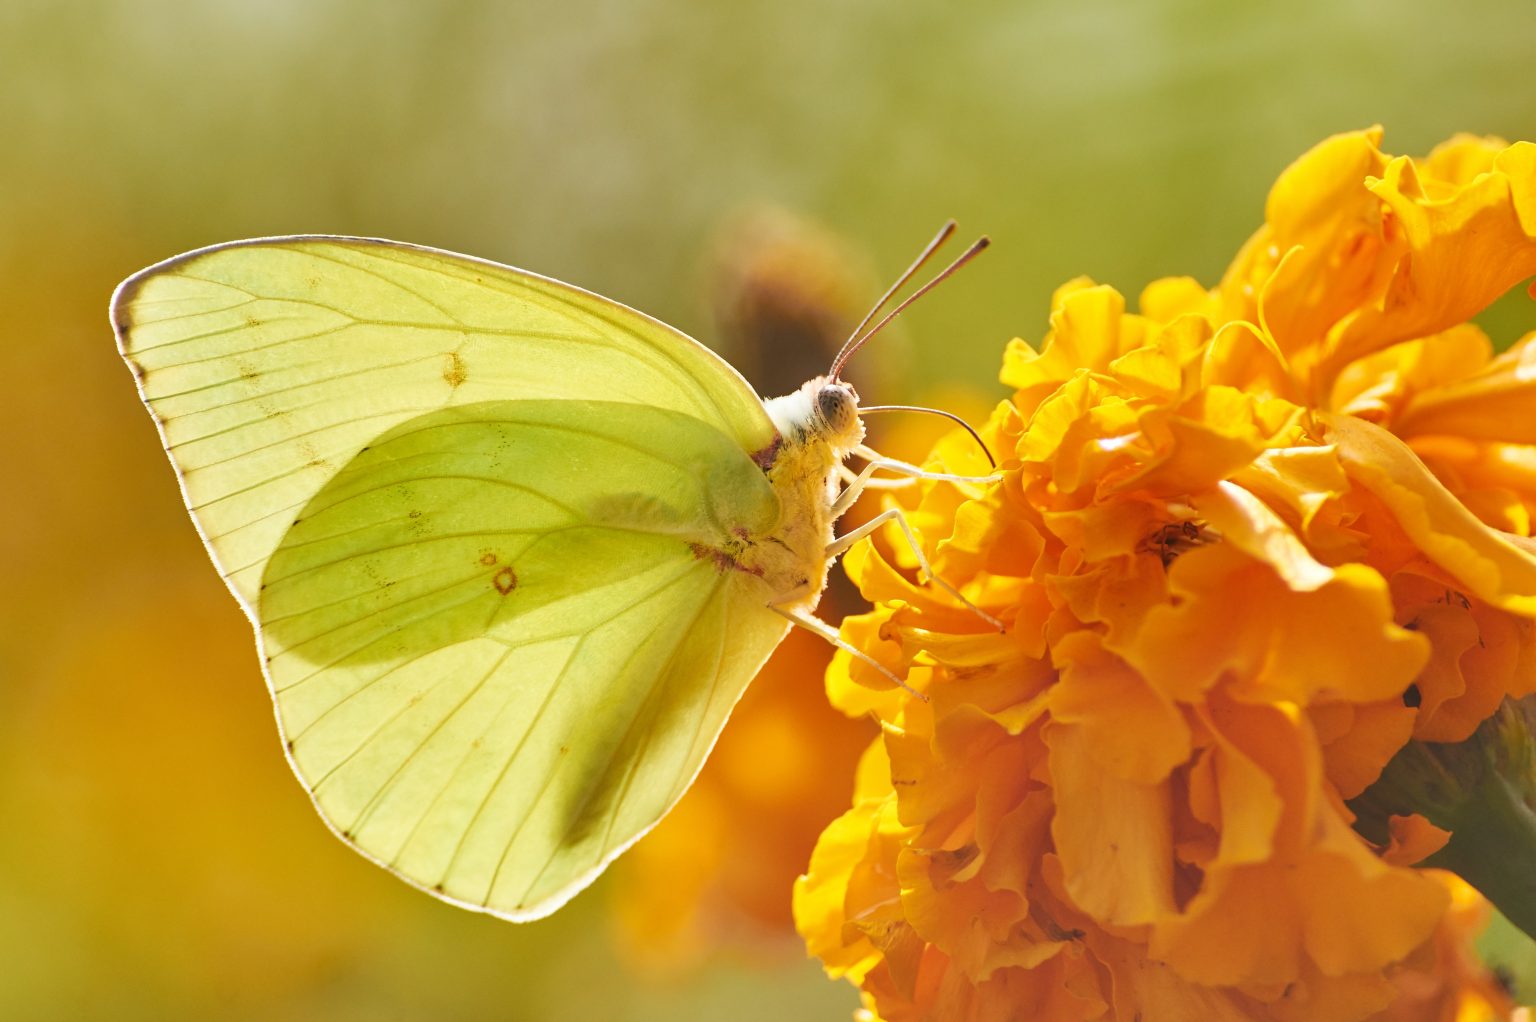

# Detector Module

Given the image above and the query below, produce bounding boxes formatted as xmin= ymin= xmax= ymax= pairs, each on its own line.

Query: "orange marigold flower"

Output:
xmin=796 ymin=129 xmax=1536 ymax=1020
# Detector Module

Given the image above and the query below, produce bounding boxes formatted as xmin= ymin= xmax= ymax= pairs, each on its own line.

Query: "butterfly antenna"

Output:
xmin=859 ymin=404 xmax=997 ymax=468
xmin=829 ymin=233 xmax=990 ymax=382
xmin=828 ymin=220 xmax=956 ymax=380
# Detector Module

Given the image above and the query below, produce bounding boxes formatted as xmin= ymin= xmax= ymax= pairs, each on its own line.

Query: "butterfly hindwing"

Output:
xmin=262 ymin=399 xmax=787 ymax=917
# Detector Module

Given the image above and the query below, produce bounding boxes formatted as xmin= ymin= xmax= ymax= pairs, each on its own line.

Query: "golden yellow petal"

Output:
xmin=1119 ymin=539 xmax=1426 ymax=705
xmin=1327 ymin=412 xmax=1536 ymax=615
xmin=1394 ymin=333 xmax=1536 ymax=445
xmin=1295 ymin=810 xmax=1450 ymax=976
xmin=793 ymin=800 xmax=893 ymax=980
xmin=1049 ymin=630 xmax=1191 ymax=784
xmin=1326 ymin=142 xmax=1536 ymax=376
xmin=1047 ymin=721 xmax=1177 ymax=927
xmin=1152 ymin=862 xmax=1305 ymax=985
xmin=1314 ymin=698 xmax=1416 ymax=800
xmin=1381 ymin=813 xmax=1453 ymax=866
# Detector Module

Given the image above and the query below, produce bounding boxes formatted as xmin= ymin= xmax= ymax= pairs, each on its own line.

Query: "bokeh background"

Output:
xmin=6 ymin=1 xmax=1536 ymax=1018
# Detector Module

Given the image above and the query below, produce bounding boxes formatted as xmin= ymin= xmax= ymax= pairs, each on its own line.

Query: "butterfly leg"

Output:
xmin=831 ymin=453 xmax=1000 ymax=519
xmin=827 ymin=508 xmax=1005 ymax=632
xmin=768 ymin=604 xmax=927 ymax=701
xmin=836 ymin=463 xmax=919 ymax=492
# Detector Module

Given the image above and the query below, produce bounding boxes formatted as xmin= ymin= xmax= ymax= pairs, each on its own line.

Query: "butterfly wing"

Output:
xmin=112 ymin=236 xmax=779 ymax=609
xmin=112 ymin=239 xmax=792 ymax=918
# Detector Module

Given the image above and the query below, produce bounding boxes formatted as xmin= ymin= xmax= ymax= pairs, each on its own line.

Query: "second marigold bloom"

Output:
xmin=796 ymin=128 xmax=1536 ymax=1020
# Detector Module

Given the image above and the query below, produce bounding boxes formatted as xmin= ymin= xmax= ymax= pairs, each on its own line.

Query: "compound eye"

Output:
xmin=817 ymin=384 xmax=855 ymax=429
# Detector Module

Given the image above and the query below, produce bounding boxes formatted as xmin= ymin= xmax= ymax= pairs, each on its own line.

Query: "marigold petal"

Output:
xmin=1204 ymin=320 xmax=1293 ymax=394
xmin=1266 ymin=127 xmax=1388 ymax=241
xmin=1228 ymin=446 xmax=1362 ymax=560
xmin=1411 ymin=435 xmax=1536 ymax=536
xmin=1394 ymin=571 xmax=1536 ymax=740
xmin=1332 ymin=325 xmax=1493 ymax=425
xmin=1140 ymin=275 xmax=1217 ymax=323
xmin=1295 ymin=810 xmax=1450 ymax=976
xmin=1194 ymin=481 xmax=1335 ymax=591
xmin=1089 ymin=930 xmax=1343 ymax=1022
xmin=1152 ymin=862 xmax=1305 ymax=985
xmin=1218 ymin=128 xmax=1393 ymax=367
xmin=1395 ymin=333 xmax=1536 ymax=446
xmin=861 ymin=942 xmax=1109 ymax=1022
xmin=936 ymin=485 xmax=1047 ymax=586
xmin=898 ymin=795 xmax=1048 ymax=983
xmin=1259 ymin=964 xmax=1401 ymax=1022
xmin=1017 ymin=374 xmax=1129 ymax=491
xmin=1313 ymin=698 xmax=1417 ymax=799
xmin=1327 ymin=412 xmax=1536 ymax=615
xmin=1421 ymin=132 xmax=1507 ymax=184
xmin=1001 ymin=283 xmax=1141 ymax=399
xmin=844 ymin=534 xmax=996 ymax=631
xmin=1110 ymin=391 xmax=1276 ymax=496
xmin=1118 ymin=540 xmax=1426 ymax=705
xmin=976 ymin=789 xmax=1053 ymax=901
xmin=1049 ymin=551 xmax=1169 ymax=646
xmin=1049 ymin=630 xmax=1191 ymax=783
xmin=1327 ymin=142 xmax=1536 ymax=373
xmin=884 ymin=723 xmax=968 ymax=833
xmin=1381 ymin=813 xmax=1453 ymax=866
xmin=1157 ymin=700 xmax=1448 ymax=985
xmin=1041 ymin=496 xmax=1166 ymax=562
xmin=794 ymin=798 xmax=898 ymax=980
xmin=1193 ymin=701 xmax=1287 ymax=867
xmin=1047 ymin=721 xmax=1177 ymax=927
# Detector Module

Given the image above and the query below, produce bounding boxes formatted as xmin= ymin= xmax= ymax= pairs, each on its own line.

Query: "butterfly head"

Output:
xmin=814 ymin=377 xmax=861 ymax=440
xmin=764 ymin=376 xmax=865 ymax=455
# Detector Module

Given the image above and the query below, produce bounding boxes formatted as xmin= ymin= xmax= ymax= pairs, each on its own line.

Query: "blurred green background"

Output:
xmin=5 ymin=1 xmax=1536 ymax=1019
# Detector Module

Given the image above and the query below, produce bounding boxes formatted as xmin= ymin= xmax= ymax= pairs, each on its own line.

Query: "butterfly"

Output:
xmin=111 ymin=224 xmax=995 ymax=920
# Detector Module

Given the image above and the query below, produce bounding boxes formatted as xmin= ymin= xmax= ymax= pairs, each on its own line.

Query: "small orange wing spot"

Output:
xmin=493 ymin=566 xmax=518 ymax=595
xmin=480 ymin=552 xmax=498 ymax=566
xmin=443 ymin=351 xmax=468 ymax=388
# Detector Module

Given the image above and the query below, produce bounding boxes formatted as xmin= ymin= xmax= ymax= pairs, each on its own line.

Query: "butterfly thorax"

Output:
xmin=728 ymin=376 xmax=865 ymax=611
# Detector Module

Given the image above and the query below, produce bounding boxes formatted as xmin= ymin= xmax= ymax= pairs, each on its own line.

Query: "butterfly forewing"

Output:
xmin=113 ymin=237 xmax=778 ymax=608
xmin=113 ymin=239 xmax=794 ymax=918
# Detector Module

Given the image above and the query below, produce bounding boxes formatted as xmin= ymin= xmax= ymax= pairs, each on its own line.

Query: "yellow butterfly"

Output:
xmin=111 ymin=223 xmax=996 ymax=920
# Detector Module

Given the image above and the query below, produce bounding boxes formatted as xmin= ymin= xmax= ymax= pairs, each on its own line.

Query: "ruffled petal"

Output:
xmin=1326 ymin=141 xmax=1536 ymax=374
xmin=1048 ymin=720 xmax=1177 ymax=928
xmin=1327 ymin=412 xmax=1536 ymax=615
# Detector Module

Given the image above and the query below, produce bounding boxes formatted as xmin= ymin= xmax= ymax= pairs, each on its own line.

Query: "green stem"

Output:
xmin=1350 ymin=697 xmax=1536 ymax=940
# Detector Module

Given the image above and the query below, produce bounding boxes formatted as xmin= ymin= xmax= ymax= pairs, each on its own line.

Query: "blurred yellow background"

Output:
xmin=5 ymin=2 xmax=1536 ymax=1019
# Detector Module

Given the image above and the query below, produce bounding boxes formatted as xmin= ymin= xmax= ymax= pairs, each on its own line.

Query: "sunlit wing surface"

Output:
xmin=113 ymin=239 xmax=792 ymax=917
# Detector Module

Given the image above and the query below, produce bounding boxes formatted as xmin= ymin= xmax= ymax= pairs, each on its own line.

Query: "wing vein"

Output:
xmin=517 ymin=572 xmax=725 ymax=906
